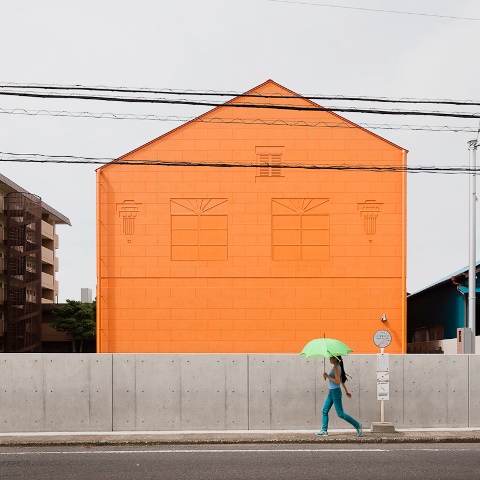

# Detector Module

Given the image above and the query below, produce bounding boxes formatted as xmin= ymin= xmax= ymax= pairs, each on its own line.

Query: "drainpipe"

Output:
xmin=401 ymin=149 xmax=407 ymax=354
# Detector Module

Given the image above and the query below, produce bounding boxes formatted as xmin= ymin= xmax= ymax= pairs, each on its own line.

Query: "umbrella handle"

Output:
xmin=323 ymin=333 xmax=326 ymax=372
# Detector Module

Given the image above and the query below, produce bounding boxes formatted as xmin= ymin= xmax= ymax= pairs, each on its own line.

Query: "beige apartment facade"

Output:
xmin=0 ymin=174 xmax=70 ymax=352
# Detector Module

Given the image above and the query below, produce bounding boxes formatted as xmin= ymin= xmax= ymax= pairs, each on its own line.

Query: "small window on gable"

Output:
xmin=256 ymin=147 xmax=284 ymax=178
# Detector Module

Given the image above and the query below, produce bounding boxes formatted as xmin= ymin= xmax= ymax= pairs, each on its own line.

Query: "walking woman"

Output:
xmin=315 ymin=356 xmax=362 ymax=436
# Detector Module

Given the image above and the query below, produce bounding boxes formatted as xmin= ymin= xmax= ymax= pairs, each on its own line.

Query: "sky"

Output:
xmin=2 ymin=0 xmax=480 ymax=301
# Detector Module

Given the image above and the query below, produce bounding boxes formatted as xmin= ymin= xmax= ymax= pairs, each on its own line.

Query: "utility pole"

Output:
xmin=468 ymin=139 xmax=477 ymax=354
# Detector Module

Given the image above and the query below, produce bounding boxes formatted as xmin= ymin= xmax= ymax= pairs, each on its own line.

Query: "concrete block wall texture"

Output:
xmin=112 ymin=354 xmax=249 ymax=431
xmin=470 ymin=355 xmax=480 ymax=427
xmin=96 ymin=79 xmax=407 ymax=355
xmin=0 ymin=354 xmax=478 ymax=433
xmin=0 ymin=354 xmax=112 ymax=433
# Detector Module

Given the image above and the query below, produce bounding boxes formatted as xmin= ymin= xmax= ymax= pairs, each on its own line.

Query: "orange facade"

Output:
xmin=96 ymin=80 xmax=407 ymax=354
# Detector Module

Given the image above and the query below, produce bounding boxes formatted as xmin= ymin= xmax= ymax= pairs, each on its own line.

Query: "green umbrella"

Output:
xmin=300 ymin=338 xmax=353 ymax=359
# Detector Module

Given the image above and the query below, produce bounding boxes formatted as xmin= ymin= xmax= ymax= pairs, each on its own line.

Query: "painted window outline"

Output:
xmin=272 ymin=198 xmax=330 ymax=261
xmin=170 ymin=198 xmax=228 ymax=261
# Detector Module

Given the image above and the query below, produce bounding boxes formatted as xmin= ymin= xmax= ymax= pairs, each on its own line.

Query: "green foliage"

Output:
xmin=50 ymin=300 xmax=96 ymax=352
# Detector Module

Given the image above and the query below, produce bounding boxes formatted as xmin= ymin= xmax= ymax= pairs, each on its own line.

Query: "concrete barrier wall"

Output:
xmin=0 ymin=354 xmax=112 ymax=433
xmin=0 ymin=353 xmax=478 ymax=433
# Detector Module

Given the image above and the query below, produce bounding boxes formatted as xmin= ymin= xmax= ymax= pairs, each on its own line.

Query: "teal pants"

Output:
xmin=322 ymin=388 xmax=360 ymax=431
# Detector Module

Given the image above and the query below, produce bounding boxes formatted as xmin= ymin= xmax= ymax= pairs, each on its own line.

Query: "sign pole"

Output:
xmin=468 ymin=140 xmax=477 ymax=354
xmin=380 ymin=346 xmax=385 ymax=423
xmin=371 ymin=331 xmax=396 ymax=433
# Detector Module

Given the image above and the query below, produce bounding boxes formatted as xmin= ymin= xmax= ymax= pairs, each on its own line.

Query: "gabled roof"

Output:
xmin=408 ymin=260 xmax=480 ymax=297
xmin=0 ymin=173 xmax=71 ymax=225
xmin=99 ymin=79 xmax=406 ymax=169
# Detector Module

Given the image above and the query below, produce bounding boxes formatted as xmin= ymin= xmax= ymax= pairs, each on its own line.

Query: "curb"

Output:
xmin=1 ymin=431 xmax=480 ymax=447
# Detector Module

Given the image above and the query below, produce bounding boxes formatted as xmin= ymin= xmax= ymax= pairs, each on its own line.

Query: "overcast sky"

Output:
xmin=2 ymin=0 xmax=480 ymax=301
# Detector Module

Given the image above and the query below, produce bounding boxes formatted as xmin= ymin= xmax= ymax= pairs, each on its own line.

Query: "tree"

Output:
xmin=51 ymin=300 xmax=96 ymax=353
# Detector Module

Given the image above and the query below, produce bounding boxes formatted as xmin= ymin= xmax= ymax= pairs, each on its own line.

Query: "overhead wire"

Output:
xmin=1 ymin=89 xmax=480 ymax=119
xmin=2 ymin=84 xmax=478 ymax=173
xmin=265 ymin=0 xmax=480 ymax=22
xmin=0 ymin=151 xmax=477 ymax=175
xmin=0 ymin=107 xmax=477 ymax=132
xmin=2 ymin=82 xmax=480 ymax=107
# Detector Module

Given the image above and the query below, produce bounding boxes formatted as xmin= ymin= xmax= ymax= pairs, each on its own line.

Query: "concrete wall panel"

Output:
xmin=44 ymin=354 xmax=112 ymax=432
xmin=445 ymin=355 xmax=469 ymax=427
xmin=469 ymin=355 xmax=480 ymax=427
xmin=179 ymin=355 xmax=227 ymax=430
xmin=404 ymin=355 xmax=439 ymax=427
xmin=403 ymin=355 xmax=467 ymax=428
xmin=387 ymin=355 xmax=405 ymax=427
xmin=248 ymin=355 xmax=272 ymax=429
xmin=83 ymin=354 xmax=112 ymax=431
xmin=112 ymin=355 xmax=137 ymax=430
xmin=134 ymin=355 xmax=182 ymax=431
xmin=225 ymin=355 xmax=249 ymax=430
xmin=270 ymin=355 xmax=316 ymax=429
xmin=0 ymin=354 xmax=45 ymax=432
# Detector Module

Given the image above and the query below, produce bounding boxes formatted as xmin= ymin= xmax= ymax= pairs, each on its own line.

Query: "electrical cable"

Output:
xmin=0 ymin=151 xmax=477 ymax=175
xmin=265 ymin=0 xmax=480 ymax=22
xmin=3 ymin=82 xmax=480 ymax=107
xmin=1 ymin=89 xmax=480 ymax=119
xmin=0 ymin=107 xmax=477 ymax=132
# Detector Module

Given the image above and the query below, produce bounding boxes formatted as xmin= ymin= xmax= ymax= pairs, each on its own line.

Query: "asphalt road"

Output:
xmin=1 ymin=443 xmax=479 ymax=480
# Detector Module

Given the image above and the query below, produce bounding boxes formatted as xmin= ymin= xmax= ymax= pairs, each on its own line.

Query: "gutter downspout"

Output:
xmin=96 ymin=169 xmax=102 ymax=354
xmin=402 ymin=149 xmax=407 ymax=354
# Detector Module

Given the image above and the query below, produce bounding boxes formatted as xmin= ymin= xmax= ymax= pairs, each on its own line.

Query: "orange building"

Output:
xmin=96 ymin=80 xmax=407 ymax=354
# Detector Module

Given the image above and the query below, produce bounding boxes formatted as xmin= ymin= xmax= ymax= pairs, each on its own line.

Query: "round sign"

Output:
xmin=373 ymin=330 xmax=392 ymax=348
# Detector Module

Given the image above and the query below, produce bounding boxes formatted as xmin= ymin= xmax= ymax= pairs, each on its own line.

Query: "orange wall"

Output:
xmin=96 ymin=81 xmax=407 ymax=354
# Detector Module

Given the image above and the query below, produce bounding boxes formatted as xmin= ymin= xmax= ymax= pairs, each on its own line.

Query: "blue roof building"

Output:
xmin=407 ymin=263 xmax=480 ymax=353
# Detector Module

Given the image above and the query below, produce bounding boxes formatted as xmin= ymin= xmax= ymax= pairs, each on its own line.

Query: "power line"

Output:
xmin=0 ymin=151 xmax=476 ymax=175
xmin=266 ymin=0 xmax=480 ymax=22
xmin=2 ymin=82 xmax=480 ymax=107
xmin=0 ymin=152 xmax=113 ymax=162
xmin=0 ymin=107 xmax=477 ymax=132
xmin=1 ymin=89 xmax=480 ymax=119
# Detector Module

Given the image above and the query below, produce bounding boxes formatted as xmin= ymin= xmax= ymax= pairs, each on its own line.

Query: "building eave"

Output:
xmin=0 ymin=173 xmax=71 ymax=225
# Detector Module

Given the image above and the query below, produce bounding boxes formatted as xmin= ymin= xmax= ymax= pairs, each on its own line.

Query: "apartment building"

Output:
xmin=0 ymin=173 xmax=70 ymax=352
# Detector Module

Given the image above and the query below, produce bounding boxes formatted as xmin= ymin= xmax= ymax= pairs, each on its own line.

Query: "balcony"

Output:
xmin=41 ymin=221 xmax=54 ymax=240
xmin=41 ymin=272 xmax=54 ymax=289
xmin=41 ymin=246 xmax=54 ymax=265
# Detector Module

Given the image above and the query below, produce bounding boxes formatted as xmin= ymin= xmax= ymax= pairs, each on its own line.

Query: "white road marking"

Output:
xmin=0 ymin=449 xmax=385 ymax=455
xmin=0 ymin=447 xmax=474 ymax=456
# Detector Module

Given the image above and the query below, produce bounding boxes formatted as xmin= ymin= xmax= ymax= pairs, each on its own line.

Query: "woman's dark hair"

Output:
xmin=338 ymin=356 xmax=347 ymax=383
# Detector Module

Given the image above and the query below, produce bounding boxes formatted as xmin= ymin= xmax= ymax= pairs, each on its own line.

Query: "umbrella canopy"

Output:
xmin=300 ymin=338 xmax=353 ymax=358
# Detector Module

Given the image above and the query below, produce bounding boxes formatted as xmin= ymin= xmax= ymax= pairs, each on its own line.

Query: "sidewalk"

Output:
xmin=1 ymin=429 xmax=480 ymax=446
